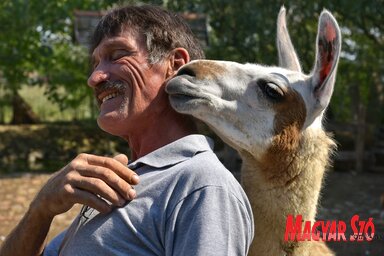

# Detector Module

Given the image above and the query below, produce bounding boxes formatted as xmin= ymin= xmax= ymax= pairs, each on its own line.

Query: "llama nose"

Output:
xmin=177 ymin=66 xmax=196 ymax=77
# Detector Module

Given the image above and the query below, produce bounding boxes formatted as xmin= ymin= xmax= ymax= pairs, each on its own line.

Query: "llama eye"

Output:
xmin=258 ymin=80 xmax=284 ymax=101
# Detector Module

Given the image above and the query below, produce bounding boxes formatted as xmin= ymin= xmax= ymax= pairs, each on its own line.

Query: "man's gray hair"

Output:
xmin=90 ymin=4 xmax=205 ymax=64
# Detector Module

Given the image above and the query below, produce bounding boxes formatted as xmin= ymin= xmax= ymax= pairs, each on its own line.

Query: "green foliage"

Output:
xmin=328 ymin=0 xmax=384 ymax=123
xmin=168 ymin=0 xmax=275 ymax=63
xmin=42 ymin=42 xmax=91 ymax=110
xmin=0 ymin=0 xmax=120 ymax=113
xmin=0 ymin=0 xmax=382 ymax=125
xmin=0 ymin=121 xmax=128 ymax=173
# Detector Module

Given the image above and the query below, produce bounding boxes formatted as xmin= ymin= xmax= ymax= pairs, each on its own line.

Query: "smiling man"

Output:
xmin=0 ymin=5 xmax=253 ymax=256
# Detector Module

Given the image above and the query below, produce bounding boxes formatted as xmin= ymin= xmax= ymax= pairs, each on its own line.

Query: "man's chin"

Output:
xmin=97 ymin=114 xmax=125 ymax=136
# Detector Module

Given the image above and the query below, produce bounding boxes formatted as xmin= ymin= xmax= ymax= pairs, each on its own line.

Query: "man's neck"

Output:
xmin=126 ymin=114 xmax=197 ymax=161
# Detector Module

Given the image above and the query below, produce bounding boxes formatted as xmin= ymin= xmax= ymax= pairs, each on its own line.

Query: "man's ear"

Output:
xmin=166 ymin=48 xmax=190 ymax=78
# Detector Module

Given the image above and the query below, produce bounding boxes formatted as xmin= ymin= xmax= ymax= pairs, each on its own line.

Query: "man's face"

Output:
xmin=88 ymin=31 xmax=169 ymax=138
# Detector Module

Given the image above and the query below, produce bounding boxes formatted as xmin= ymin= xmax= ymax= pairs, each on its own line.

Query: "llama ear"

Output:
xmin=277 ymin=6 xmax=302 ymax=72
xmin=310 ymin=10 xmax=341 ymax=112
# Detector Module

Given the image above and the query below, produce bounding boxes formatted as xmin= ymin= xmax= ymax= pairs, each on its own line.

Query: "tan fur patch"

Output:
xmin=259 ymin=89 xmax=307 ymax=185
xmin=187 ymin=61 xmax=227 ymax=80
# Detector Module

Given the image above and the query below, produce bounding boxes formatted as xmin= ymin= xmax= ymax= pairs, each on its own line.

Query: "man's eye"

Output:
xmin=111 ymin=50 xmax=130 ymax=61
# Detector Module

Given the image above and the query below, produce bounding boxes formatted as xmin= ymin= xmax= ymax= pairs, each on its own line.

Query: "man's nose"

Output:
xmin=87 ymin=63 xmax=110 ymax=88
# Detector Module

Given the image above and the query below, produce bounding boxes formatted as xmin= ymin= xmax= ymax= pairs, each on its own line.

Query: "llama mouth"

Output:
xmin=170 ymin=93 xmax=199 ymax=101
xmin=167 ymin=84 xmax=207 ymax=103
xmin=168 ymin=91 xmax=211 ymax=113
xmin=167 ymin=77 xmax=200 ymax=98
xmin=169 ymin=93 xmax=199 ymax=107
xmin=166 ymin=76 xmax=211 ymax=111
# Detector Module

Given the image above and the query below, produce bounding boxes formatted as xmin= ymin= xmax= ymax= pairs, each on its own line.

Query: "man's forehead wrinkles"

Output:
xmin=93 ymin=37 xmax=136 ymax=55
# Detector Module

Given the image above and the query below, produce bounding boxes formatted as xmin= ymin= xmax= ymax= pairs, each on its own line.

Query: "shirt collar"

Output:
xmin=128 ymin=134 xmax=214 ymax=170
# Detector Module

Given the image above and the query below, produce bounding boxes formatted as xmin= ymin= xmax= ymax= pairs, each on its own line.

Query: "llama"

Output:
xmin=166 ymin=7 xmax=341 ymax=256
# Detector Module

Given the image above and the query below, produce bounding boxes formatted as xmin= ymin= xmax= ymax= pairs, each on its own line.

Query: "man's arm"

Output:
xmin=0 ymin=201 xmax=54 ymax=256
xmin=0 ymin=153 xmax=139 ymax=256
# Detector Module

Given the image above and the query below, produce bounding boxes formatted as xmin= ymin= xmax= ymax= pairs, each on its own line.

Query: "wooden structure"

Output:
xmin=74 ymin=10 xmax=106 ymax=48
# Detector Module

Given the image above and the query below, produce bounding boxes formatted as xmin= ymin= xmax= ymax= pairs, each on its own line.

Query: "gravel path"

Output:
xmin=0 ymin=173 xmax=81 ymax=244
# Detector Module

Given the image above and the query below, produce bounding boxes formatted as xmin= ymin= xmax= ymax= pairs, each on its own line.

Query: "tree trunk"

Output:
xmin=11 ymin=92 xmax=40 ymax=124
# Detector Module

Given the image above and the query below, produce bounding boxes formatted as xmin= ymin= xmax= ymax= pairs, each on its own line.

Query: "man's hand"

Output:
xmin=32 ymin=153 xmax=139 ymax=218
xmin=0 ymin=153 xmax=138 ymax=256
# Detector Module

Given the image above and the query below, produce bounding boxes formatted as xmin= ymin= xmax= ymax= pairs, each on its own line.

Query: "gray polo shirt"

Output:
xmin=44 ymin=135 xmax=254 ymax=255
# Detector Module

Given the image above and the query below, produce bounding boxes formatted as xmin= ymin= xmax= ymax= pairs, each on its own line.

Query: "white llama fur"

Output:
xmin=166 ymin=6 xmax=341 ymax=256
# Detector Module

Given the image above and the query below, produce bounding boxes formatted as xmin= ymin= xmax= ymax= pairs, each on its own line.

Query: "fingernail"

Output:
xmin=128 ymin=189 xmax=136 ymax=200
xmin=132 ymin=174 xmax=139 ymax=184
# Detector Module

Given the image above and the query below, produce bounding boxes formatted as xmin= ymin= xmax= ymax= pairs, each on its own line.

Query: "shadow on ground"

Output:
xmin=317 ymin=171 xmax=384 ymax=255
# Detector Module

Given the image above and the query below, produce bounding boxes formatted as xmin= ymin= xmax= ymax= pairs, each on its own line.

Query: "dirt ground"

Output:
xmin=0 ymin=173 xmax=81 ymax=245
xmin=0 ymin=171 xmax=383 ymax=255
xmin=316 ymin=171 xmax=384 ymax=255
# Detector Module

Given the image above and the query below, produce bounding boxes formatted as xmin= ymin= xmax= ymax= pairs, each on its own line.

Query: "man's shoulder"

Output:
xmin=172 ymin=149 xmax=242 ymax=193
xmin=167 ymin=150 xmax=253 ymax=226
xmin=179 ymin=149 xmax=230 ymax=175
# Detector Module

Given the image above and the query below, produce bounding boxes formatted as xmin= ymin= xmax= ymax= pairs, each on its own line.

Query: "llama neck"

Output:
xmin=241 ymin=128 xmax=335 ymax=254
xmin=241 ymin=128 xmax=335 ymax=216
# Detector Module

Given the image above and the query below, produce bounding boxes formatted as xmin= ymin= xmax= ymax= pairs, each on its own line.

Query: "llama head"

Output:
xmin=166 ymin=7 xmax=341 ymax=158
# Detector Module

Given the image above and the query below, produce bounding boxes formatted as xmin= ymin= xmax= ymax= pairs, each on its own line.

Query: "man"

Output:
xmin=0 ymin=5 xmax=254 ymax=255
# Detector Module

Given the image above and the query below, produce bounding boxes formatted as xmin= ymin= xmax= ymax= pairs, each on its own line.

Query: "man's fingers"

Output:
xmin=72 ymin=188 xmax=113 ymax=214
xmin=113 ymin=154 xmax=129 ymax=165
xmin=84 ymin=154 xmax=140 ymax=185
xmin=76 ymin=165 xmax=137 ymax=200
xmin=72 ymin=177 xmax=128 ymax=206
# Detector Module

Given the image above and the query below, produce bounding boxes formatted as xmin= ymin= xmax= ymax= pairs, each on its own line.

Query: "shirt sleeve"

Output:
xmin=165 ymin=186 xmax=253 ymax=256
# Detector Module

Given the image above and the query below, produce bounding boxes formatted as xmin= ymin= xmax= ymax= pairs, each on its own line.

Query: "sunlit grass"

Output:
xmin=0 ymin=85 xmax=96 ymax=123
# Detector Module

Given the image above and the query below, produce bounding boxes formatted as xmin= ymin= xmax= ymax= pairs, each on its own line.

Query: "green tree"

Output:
xmin=1 ymin=0 xmax=382 ymax=129
xmin=0 ymin=0 xmax=118 ymax=123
